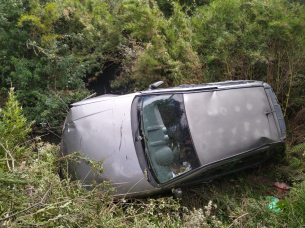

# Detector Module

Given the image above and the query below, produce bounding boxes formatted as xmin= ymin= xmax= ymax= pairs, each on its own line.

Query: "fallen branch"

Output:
xmin=228 ymin=213 xmax=249 ymax=228
xmin=0 ymin=202 xmax=41 ymax=223
xmin=0 ymin=183 xmax=52 ymax=223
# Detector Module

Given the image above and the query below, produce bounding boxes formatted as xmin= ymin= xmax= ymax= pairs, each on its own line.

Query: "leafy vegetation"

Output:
xmin=1 ymin=0 xmax=305 ymax=131
xmin=1 ymin=0 xmax=305 ymax=226
xmin=0 ymin=88 xmax=33 ymax=172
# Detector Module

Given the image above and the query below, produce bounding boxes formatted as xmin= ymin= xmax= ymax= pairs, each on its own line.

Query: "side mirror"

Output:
xmin=149 ymin=81 xmax=164 ymax=90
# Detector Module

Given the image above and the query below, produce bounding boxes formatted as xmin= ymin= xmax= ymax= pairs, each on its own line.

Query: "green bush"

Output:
xmin=285 ymin=180 xmax=305 ymax=226
xmin=1 ymin=0 xmax=305 ymax=129
xmin=0 ymin=88 xmax=33 ymax=171
xmin=196 ymin=0 xmax=305 ymax=113
xmin=111 ymin=0 xmax=202 ymax=91
xmin=0 ymin=0 xmax=124 ymax=130
xmin=111 ymin=0 xmax=305 ymax=120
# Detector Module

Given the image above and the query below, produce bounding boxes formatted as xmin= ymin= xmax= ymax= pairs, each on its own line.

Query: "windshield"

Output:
xmin=141 ymin=94 xmax=201 ymax=183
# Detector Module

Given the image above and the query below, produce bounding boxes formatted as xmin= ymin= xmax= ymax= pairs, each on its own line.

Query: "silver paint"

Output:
xmin=62 ymin=93 xmax=154 ymax=195
xmin=61 ymin=80 xmax=285 ymax=197
xmin=184 ymin=87 xmax=279 ymax=166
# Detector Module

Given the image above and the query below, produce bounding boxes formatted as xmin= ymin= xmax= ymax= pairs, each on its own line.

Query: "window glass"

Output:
xmin=180 ymin=151 xmax=270 ymax=186
xmin=141 ymin=94 xmax=200 ymax=183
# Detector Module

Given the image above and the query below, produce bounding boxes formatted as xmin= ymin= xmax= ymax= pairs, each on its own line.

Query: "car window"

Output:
xmin=180 ymin=149 xmax=271 ymax=186
xmin=141 ymin=94 xmax=201 ymax=184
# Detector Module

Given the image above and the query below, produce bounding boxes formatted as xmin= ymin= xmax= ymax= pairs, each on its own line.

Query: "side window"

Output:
xmin=180 ymin=150 xmax=270 ymax=186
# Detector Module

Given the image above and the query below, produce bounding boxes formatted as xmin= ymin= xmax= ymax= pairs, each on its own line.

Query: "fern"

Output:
xmin=288 ymin=142 xmax=305 ymax=181
xmin=290 ymin=142 xmax=305 ymax=158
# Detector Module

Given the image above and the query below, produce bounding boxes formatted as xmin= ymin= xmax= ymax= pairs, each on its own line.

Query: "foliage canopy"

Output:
xmin=1 ymin=0 xmax=305 ymax=130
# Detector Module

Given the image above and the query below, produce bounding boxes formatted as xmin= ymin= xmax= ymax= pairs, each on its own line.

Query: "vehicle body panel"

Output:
xmin=61 ymin=80 xmax=286 ymax=197
xmin=184 ymin=87 xmax=279 ymax=165
xmin=62 ymin=93 xmax=154 ymax=194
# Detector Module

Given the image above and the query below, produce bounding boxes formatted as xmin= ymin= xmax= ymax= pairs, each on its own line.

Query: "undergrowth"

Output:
xmin=1 ymin=83 xmax=305 ymax=227
xmin=1 ymin=141 xmax=304 ymax=227
xmin=0 ymin=142 xmax=224 ymax=227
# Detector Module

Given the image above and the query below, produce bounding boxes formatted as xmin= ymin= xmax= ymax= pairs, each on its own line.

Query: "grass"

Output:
xmin=1 ymin=139 xmax=304 ymax=227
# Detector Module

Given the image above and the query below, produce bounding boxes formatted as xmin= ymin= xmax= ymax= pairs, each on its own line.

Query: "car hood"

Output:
xmin=62 ymin=93 xmax=154 ymax=195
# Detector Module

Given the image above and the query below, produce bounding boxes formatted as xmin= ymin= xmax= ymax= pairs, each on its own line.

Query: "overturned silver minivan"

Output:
xmin=61 ymin=80 xmax=286 ymax=197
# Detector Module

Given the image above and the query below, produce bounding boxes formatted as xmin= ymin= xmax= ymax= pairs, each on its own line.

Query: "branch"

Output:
xmin=5 ymin=149 xmax=11 ymax=172
xmin=61 ymin=218 xmax=71 ymax=228
xmin=51 ymin=91 xmax=69 ymax=113
xmin=228 ymin=213 xmax=248 ymax=228
xmin=14 ymin=133 xmax=49 ymax=148
xmin=0 ymin=142 xmax=14 ymax=171
xmin=6 ymin=141 xmax=14 ymax=169
xmin=0 ymin=183 xmax=52 ymax=223
xmin=46 ymin=128 xmax=61 ymax=139
xmin=0 ymin=202 xmax=40 ymax=223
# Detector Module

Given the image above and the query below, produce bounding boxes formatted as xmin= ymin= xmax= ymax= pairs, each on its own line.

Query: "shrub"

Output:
xmin=0 ymin=88 xmax=33 ymax=171
xmin=2 ymin=0 xmax=305 ymax=129
xmin=285 ymin=180 xmax=305 ymax=226
xmin=191 ymin=0 xmax=305 ymax=115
